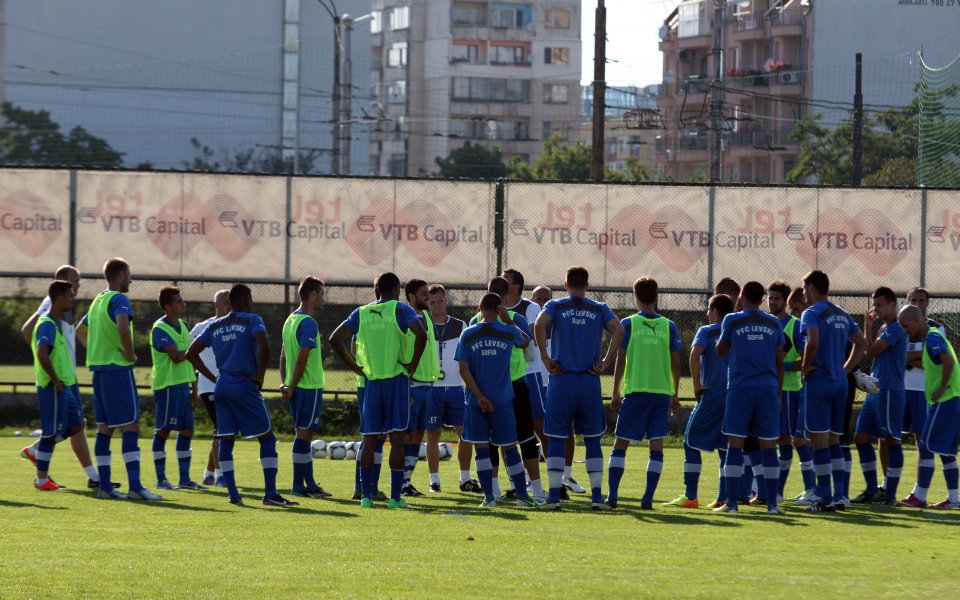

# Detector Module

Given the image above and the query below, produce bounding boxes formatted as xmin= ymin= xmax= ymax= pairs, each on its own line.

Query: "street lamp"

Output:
xmin=340 ymin=13 xmax=374 ymax=176
xmin=317 ymin=0 xmax=342 ymax=175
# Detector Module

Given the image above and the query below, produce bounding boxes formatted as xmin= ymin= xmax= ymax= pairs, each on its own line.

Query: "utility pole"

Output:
xmin=342 ymin=14 xmax=354 ymax=176
xmin=851 ymin=52 xmax=863 ymax=186
xmin=589 ymin=0 xmax=607 ymax=182
xmin=709 ymin=0 xmax=724 ymax=182
xmin=331 ymin=14 xmax=342 ymax=175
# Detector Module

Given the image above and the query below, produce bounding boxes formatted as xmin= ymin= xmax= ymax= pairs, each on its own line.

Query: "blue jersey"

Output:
xmin=692 ymin=323 xmax=727 ymax=391
xmin=719 ymin=309 xmax=785 ymax=389
xmin=800 ymin=301 xmax=860 ymax=381
xmin=82 ymin=290 xmax=134 ymax=372
xmin=35 ymin=317 xmax=59 ymax=353
xmin=543 ymin=296 xmax=617 ymax=373
xmin=152 ymin=318 xmax=187 ymax=352
xmin=197 ymin=311 xmax=267 ymax=377
xmin=292 ymin=310 xmax=319 ymax=349
xmin=871 ymin=320 xmax=907 ymax=391
xmin=469 ymin=312 xmax=531 ymax=337
xmin=342 ymin=300 xmax=420 ymax=334
xmin=455 ymin=320 xmax=525 ymax=406
xmin=925 ymin=329 xmax=950 ymax=366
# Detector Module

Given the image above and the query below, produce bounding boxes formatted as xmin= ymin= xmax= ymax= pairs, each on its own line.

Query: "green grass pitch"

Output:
xmin=1 ymin=437 xmax=958 ymax=598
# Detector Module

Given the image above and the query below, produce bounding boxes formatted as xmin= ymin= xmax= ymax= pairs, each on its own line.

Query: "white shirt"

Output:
xmin=190 ymin=316 xmax=220 ymax=395
xmin=508 ymin=297 xmax=544 ymax=375
xmin=433 ymin=315 xmax=465 ymax=388
xmin=35 ymin=297 xmax=76 ymax=371
xmin=904 ymin=319 xmax=946 ymax=392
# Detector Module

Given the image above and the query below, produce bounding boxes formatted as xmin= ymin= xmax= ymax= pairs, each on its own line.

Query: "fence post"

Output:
xmin=920 ymin=187 xmax=928 ymax=288
xmin=284 ymin=174 xmax=293 ymax=314
xmin=68 ymin=169 xmax=78 ymax=266
xmin=494 ymin=179 xmax=505 ymax=275
xmin=706 ymin=184 xmax=716 ymax=291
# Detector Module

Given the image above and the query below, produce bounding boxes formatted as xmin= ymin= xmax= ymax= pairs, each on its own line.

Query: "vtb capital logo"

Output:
xmin=794 ymin=208 xmax=913 ymax=276
xmin=0 ymin=189 xmax=63 ymax=257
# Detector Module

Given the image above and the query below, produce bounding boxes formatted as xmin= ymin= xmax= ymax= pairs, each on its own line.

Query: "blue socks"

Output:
xmin=942 ymin=455 xmax=959 ymax=498
xmin=121 ymin=431 xmax=142 ymax=492
xmin=829 ymin=444 xmax=845 ymax=501
xmin=218 ymin=437 xmax=239 ymax=499
xmin=94 ymin=432 xmax=112 ymax=492
xmin=360 ymin=465 xmax=374 ymax=499
xmin=373 ymin=439 xmax=385 ymax=491
xmin=36 ymin=437 xmax=55 ymax=475
xmin=475 ymin=446 xmax=495 ymax=501
xmin=885 ymin=443 xmax=904 ymax=501
xmin=641 ymin=450 xmax=664 ymax=504
xmin=606 ymin=448 xmax=627 ymax=502
xmin=546 ymin=437 xmax=566 ymax=503
xmin=683 ymin=443 xmax=702 ymax=500
xmin=292 ymin=438 xmax=311 ymax=492
xmin=749 ymin=449 xmax=766 ymax=501
xmin=762 ymin=447 xmax=780 ymax=509
xmin=152 ymin=434 xmax=167 ymax=484
xmin=724 ymin=447 xmax=745 ymax=509
xmin=842 ymin=445 xmax=852 ymax=498
xmin=259 ymin=435 xmax=279 ymax=498
xmin=583 ymin=436 xmax=604 ymax=504
xmin=403 ymin=443 xmax=419 ymax=487
xmin=503 ymin=447 xmax=529 ymax=499
xmin=796 ymin=443 xmax=816 ymax=491
xmin=390 ymin=469 xmax=404 ymax=501
xmin=716 ymin=449 xmax=727 ymax=503
xmin=856 ymin=442 xmax=879 ymax=493
xmin=916 ymin=446 xmax=935 ymax=499
xmin=175 ymin=435 xmax=191 ymax=484
xmin=813 ymin=447 xmax=832 ymax=500
xmin=778 ymin=444 xmax=793 ymax=495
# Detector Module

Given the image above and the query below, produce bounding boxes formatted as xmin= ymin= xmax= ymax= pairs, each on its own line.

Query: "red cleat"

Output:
xmin=897 ymin=493 xmax=927 ymax=508
xmin=20 ymin=445 xmax=37 ymax=465
xmin=34 ymin=479 xmax=61 ymax=491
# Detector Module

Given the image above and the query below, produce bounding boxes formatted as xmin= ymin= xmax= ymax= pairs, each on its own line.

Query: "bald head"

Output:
xmin=213 ymin=289 xmax=230 ymax=317
xmin=54 ymin=265 xmax=81 ymax=293
xmin=898 ymin=304 xmax=926 ymax=337
xmin=531 ymin=285 xmax=552 ymax=308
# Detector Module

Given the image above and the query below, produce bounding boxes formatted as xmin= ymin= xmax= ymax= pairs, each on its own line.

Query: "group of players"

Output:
xmin=20 ymin=257 xmax=960 ymax=513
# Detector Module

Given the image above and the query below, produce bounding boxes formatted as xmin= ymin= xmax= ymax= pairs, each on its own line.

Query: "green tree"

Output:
xmin=0 ymin=102 xmax=123 ymax=167
xmin=508 ymin=135 xmax=660 ymax=182
xmin=183 ymin=137 xmax=321 ymax=174
xmin=434 ymin=141 xmax=507 ymax=179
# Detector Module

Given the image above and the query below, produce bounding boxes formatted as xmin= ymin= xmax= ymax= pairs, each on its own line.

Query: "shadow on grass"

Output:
xmin=0 ymin=498 xmax=68 ymax=510
xmin=626 ymin=508 xmax=745 ymax=527
xmin=441 ymin=507 xmax=530 ymax=522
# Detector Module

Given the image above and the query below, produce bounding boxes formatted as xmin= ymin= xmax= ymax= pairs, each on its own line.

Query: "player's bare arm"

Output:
xmin=186 ymin=339 xmax=217 ymax=384
xmin=254 ymin=330 xmax=270 ymax=390
xmin=402 ymin=320 xmax=428 ymax=375
xmin=844 ymin=330 xmax=868 ymax=374
xmin=591 ymin=316 xmax=624 ymax=375
xmin=534 ymin=311 xmax=558 ymax=374
xmin=329 ymin=323 xmax=364 ymax=377
xmin=459 ymin=360 xmax=492 ymax=413
xmin=116 ymin=313 xmax=136 ymax=362
xmin=610 ymin=349 xmax=626 ymax=411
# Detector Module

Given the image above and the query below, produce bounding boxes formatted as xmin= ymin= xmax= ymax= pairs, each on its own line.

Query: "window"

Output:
xmin=678 ymin=0 xmax=706 ymax=38
xmin=543 ymin=84 xmax=568 ymax=104
xmin=370 ymin=11 xmax=382 ymax=33
xmin=491 ymin=44 xmax=528 ymax=65
xmin=452 ymin=77 xmax=470 ymax=99
xmin=452 ymin=43 xmax=482 ymax=64
xmin=451 ymin=77 xmax=530 ymax=102
xmin=542 ymin=121 xmax=568 ymax=141
xmin=470 ymin=78 xmax=487 ymax=100
xmin=388 ymin=81 xmax=406 ymax=103
xmin=506 ymin=79 xmax=529 ymax=101
xmin=388 ymin=42 xmax=408 ymax=67
xmin=545 ymin=9 xmax=570 ymax=29
xmin=452 ymin=2 xmax=486 ymax=25
xmin=488 ymin=78 xmax=507 ymax=100
xmin=390 ymin=6 xmax=410 ymax=30
xmin=544 ymin=47 xmax=569 ymax=65
xmin=490 ymin=3 xmax=532 ymax=29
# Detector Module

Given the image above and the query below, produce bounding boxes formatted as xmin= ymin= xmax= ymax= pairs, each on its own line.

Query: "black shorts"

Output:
xmin=512 ymin=380 xmax=536 ymax=445
xmin=201 ymin=393 xmax=217 ymax=428
xmin=839 ymin=373 xmax=856 ymax=445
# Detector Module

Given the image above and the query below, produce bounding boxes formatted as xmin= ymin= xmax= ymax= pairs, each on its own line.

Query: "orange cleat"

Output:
xmin=34 ymin=479 xmax=61 ymax=491
xmin=20 ymin=445 xmax=37 ymax=465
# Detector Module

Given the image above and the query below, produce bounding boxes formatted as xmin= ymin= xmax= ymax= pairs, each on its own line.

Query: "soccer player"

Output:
xmin=714 ymin=281 xmax=785 ymax=514
xmin=851 ymin=287 xmax=907 ymax=505
xmin=82 ymin=258 xmax=160 ymax=500
xmin=187 ymin=284 xmax=297 ymax=507
xmin=400 ymin=279 xmax=440 ymax=497
xmin=19 ymin=265 xmax=114 ymax=489
xmin=458 ymin=292 xmax=540 ymax=508
xmin=531 ymin=285 xmax=552 ymax=308
xmin=329 ymin=272 xmax=427 ymax=509
xmin=190 ymin=289 xmax=230 ymax=486
xmin=535 ymin=266 xmax=624 ymax=511
xmin=788 ymin=288 xmax=807 ymax=319
xmin=666 ymin=293 xmax=732 ymax=509
xmin=785 ymin=286 xmax=817 ymax=499
xmin=425 ymin=284 xmax=479 ymax=493
xmin=796 ymin=270 xmax=867 ymax=512
xmin=150 ymin=286 xmax=202 ymax=490
xmin=606 ymin=277 xmax=681 ymax=510
xmin=767 ymin=280 xmax=805 ymax=499
xmin=898 ymin=304 xmax=960 ymax=508
xmin=899 ymin=287 xmax=954 ymax=506
xmin=30 ymin=280 xmax=84 ymax=490
xmin=280 ymin=276 xmax=332 ymax=499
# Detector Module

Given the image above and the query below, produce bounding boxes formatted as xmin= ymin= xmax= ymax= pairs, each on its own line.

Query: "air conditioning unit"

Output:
xmin=778 ymin=71 xmax=800 ymax=84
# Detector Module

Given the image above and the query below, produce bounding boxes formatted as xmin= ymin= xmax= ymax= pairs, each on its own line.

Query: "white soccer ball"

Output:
xmin=311 ymin=439 xmax=327 ymax=459
xmin=345 ymin=447 xmax=357 ymax=460
xmin=13 ymin=430 xmax=22 ymax=437
xmin=418 ymin=442 xmax=427 ymax=461
xmin=28 ymin=429 xmax=42 ymax=438
xmin=328 ymin=441 xmax=347 ymax=460
xmin=438 ymin=442 xmax=452 ymax=461
xmin=854 ymin=371 xmax=881 ymax=395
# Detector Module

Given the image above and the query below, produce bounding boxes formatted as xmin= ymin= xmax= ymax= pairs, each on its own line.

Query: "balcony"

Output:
xmin=677 ymin=18 xmax=711 ymax=50
xmin=451 ymin=25 xmax=490 ymax=40
xmin=489 ymin=27 xmax=533 ymax=43
xmin=771 ymin=7 xmax=804 ymax=38
xmin=730 ymin=14 xmax=766 ymax=43
xmin=679 ymin=131 xmax=708 ymax=151
xmin=768 ymin=70 xmax=803 ymax=95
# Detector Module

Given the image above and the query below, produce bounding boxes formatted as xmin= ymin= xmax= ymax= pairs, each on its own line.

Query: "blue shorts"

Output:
xmin=544 ymin=373 xmax=605 ymax=438
xmin=780 ymin=389 xmax=803 ymax=437
xmin=803 ymin=375 xmax=848 ymax=435
xmin=289 ymin=387 xmax=323 ymax=432
xmin=93 ymin=368 xmax=139 ymax=428
xmin=37 ymin=384 xmax=84 ymax=438
xmin=360 ymin=375 xmax=410 ymax=435
xmin=462 ymin=401 xmax=518 ymax=447
xmin=921 ymin=397 xmax=960 ymax=457
xmin=793 ymin=389 xmax=808 ymax=439
xmin=154 ymin=384 xmax=194 ymax=431
xmin=722 ymin=385 xmax=780 ymax=441
xmin=615 ymin=392 xmax=670 ymax=442
xmin=357 ymin=385 xmax=365 ymax=417
xmin=685 ymin=390 xmax=726 ymax=452
xmin=408 ymin=385 xmax=431 ymax=431
xmin=526 ymin=372 xmax=546 ymax=420
xmin=427 ymin=386 xmax=465 ymax=429
xmin=855 ymin=389 xmax=905 ymax=441
xmin=214 ymin=375 xmax=272 ymax=438
xmin=902 ymin=389 xmax=927 ymax=434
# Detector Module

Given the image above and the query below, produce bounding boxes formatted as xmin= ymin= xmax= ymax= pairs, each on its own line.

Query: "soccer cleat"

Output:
xmin=604 ymin=498 xmax=618 ymax=510
xmin=19 ymin=445 xmax=37 ymax=465
xmin=748 ymin=496 xmax=767 ymax=507
xmin=215 ymin=478 xmax=227 ymax=488
xmin=263 ymin=495 xmax=300 ymax=507
xmin=852 ymin=490 xmax=882 ymax=504
xmin=834 ymin=496 xmax=852 ymax=508
xmin=663 ymin=495 xmax=699 ymax=508
xmin=401 ymin=484 xmax=424 ymax=497
xmin=931 ymin=499 xmax=960 ymax=509
xmin=176 ymin=481 xmax=206 ymax=490
xmin=97 ymin=487 xmax=128 ymax=500
xmin=538 ymin=501 xmax=562 ymax=511
xmin=592 ymin=502 xmax=614 ymax=511
xmin=50 ymin=479 xmax=66 ymax=489
xmin=898 ymin=494 xmax=927 ymax=508
xmin=352 ymin=490 xmax=362 ymax=500
xmin=706 ymin=500 xmax=725 ymax=510
xmin=516 ymin=495 xmax=542 ymax=508
xmin=87 ymin=479 xmax=121 ymax=489
xmin=387 ymin=498 xmax=411 ymax=510
xmin=787 ymin=489 xmax=813 ymax=502
xmin=562 ymin=477 xmax=587 ymax=493
xmin=805 ymin=501 xmax=836 ymax=513
xmin=34 ymin=479 xmax=62 ymax=491
xmin=559 ymin=487 xmax=570 ymax=501
xmin=202 ymin=475 xmax=216 ymax=486
xmin=229 ymin=496 xmax=244 ymax=506
xmin=360 ymin=497 xmax=374 ymax=508
xmin=767 ymin=507 xmax=784 ymax=515
xmin=429 ymin=483 xmax=442 ymax=493
xmin=373 ymin=490 xmax=389 ymax=502
xmin=873 ymin=498 xmax=897 ymax=506
xmin=293 ymin=489 xmax=322 ymax=499
xmin=305 ymin=486 xmax=332 ymax=498
xmin=640 ymin=502 xmax=654 ymax=510
xmin=459 ymin=479 xmax=483 ymax=493
xmin=129 ymin=488 xmax=163 ymax=501
xmin=156 ymin=480 xmax=176 ymax=491
xmin=793 ymin=491 xmax=822 ymax=507
xmin=713 ymin=504 xmax=738 ymax=514
xmin=500 ymin=488 xmax=518 ymax=500
xmin=532 ymin=493 xmax=548 ymax=504
xmin=478 ymin=497 xmax=499 ymax=509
